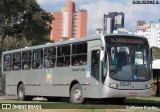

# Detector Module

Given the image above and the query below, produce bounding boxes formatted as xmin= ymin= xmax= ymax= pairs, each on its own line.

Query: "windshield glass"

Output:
xmin=108 ymin=46 xmax=151 ymax=81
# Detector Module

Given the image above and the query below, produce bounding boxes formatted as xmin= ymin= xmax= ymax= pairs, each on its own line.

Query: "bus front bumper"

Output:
xmin=102 ymin=85 xmax=153 ymax=98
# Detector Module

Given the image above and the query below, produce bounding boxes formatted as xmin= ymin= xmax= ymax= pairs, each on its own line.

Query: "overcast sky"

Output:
xmin=36 ymin=0 xmax=160 ymax=36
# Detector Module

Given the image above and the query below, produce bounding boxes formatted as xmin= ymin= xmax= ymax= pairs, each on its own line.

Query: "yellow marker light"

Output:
xmin=109 ymin=83 xmax=118 ymax=88
xmin=146 ymin=84 xmax=152 ymax=89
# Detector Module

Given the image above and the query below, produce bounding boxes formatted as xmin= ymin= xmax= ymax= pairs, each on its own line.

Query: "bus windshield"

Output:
xmin=108 ymin=46 xmax=151 ymax=81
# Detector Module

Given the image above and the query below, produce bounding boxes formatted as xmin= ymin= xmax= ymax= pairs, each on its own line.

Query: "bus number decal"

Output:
xmin=72 ymin=68 xmax=86 ymax=72
xmin=120 ymin=82 xmax=131 ymax=86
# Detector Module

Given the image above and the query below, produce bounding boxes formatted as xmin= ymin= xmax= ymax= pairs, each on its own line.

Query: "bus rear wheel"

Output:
xmin=18 ymin=83 xmax=26 ymax=101
xmin=70 ymin=84 xmax=85 ymax=103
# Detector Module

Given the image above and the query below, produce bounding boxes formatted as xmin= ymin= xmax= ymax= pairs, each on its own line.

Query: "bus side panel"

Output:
xmin=40 ymin=68 xmax=69 ymax=97
xmin=1 ymin=73 xmax=6 ymax=95
xmin=81 ymin=40 xmax=104 ymax=98
xmin=40 ymin=85 xmax=69 ymax=97
xmin=81 ymin=85 xmax=103 ymax=98
xmin=24 ymin=69 xmax=41 ymax=96
xmin=5 ymin=71 xmax=25 ymax=95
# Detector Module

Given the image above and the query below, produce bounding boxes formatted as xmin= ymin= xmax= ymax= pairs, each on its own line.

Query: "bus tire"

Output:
xmin=70 ymin=84 xmax=85 ymax=103
xmin=17 ymin=84 xmax=26 ymax=101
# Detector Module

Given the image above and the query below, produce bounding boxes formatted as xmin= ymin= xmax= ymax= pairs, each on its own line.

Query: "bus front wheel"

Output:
xmin=18 ymin=84 xmax=26 ymax=101
xmin=70 ymin=84 xmax=85 ymax=103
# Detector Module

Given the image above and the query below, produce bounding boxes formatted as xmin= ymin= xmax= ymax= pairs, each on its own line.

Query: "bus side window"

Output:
xmin=44 ymin=47 xmax=56 ymax=68
xmin=72 ymin=43 xmax=87 ymax=66
xmin=12 ymin=53 xmax=21 ymax=70
xmin=57 ymin=45 xmax=70 ymax=67
xmin=3 ymin=54 xmax=11 ymax=71
xmin=22 ymin=51 xmax=31 ymax=70
xmin=32 ymin=49 xmax=43 ymax=69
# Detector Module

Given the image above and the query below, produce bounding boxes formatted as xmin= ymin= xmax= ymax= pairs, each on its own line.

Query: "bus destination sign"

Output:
xmin=110 ymin=37 xmax=144 ymax=44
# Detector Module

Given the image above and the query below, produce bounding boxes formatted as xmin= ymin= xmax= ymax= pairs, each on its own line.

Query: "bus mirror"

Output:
xmin=100 ymin=51 xmax=104 ymax=61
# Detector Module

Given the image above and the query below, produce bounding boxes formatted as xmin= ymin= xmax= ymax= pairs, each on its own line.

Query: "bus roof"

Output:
xmin=2 ymin=34 xmax=146 ymax=54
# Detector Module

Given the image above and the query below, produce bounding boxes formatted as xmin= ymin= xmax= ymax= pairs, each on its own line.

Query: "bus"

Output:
xmin=1 ymin=34 xmax=152 ymax=104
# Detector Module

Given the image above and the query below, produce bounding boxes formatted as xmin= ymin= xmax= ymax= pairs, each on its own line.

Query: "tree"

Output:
xmin=0 ymin=0 xmax=53 ymax=56
xmin=151 ymin=47 xmax=160 ymax=60
xmin=3 ymin=36 xmax=32 ymax=51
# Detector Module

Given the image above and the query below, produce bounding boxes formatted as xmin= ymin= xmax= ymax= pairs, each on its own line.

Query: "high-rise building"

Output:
xmin=137 ymin=20 xmax=146 ymax=27
xmin=113 ymin=28 xmax=133 ymax=35
xmin=134 ymin=22 xmax=160 ymax=48
xmin=103 ymin=12 xmax=124 ymax=34
xmin=50 ymin=1 xmax=87 ymax=42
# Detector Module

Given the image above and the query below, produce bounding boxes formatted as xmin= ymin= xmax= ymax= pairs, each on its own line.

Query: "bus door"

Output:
xmin=90 ymin=47 xmax=101 ymax=82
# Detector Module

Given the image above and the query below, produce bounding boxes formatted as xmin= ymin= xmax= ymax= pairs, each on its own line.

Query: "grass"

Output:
xmin=126 ymin=97 xmax=160 ymax=104
xmin=0 ymin=97 xmax=159 ymax=111
xmin=0 ymin=109 xmax=160 ymax=112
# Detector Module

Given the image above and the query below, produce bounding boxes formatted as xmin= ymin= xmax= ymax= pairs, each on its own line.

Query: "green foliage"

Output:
xmin=0 ymin=0 xmax=53 ymax=72
xmin=0 ymin=0 xmax=53 ymax=53
xmin=151 ymin=47 xmax=160 ymax=60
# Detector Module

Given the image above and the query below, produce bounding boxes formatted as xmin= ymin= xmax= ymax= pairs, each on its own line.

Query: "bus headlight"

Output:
xmin=109 ymin=83 xmax=118 ymax=89
xmin=146 ymin=84 xmax=152 ymax=89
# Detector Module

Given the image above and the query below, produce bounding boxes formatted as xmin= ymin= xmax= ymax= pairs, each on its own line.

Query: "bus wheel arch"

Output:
xmin=69 ymin=80 xmax=85 ymax=103
xmin=69 ymin=80 xmax=79 ymax=93
xmin=17 ymin=81 xmax=23 ymax=95
xmin=17 ymin=81 xmax=26 ymax=101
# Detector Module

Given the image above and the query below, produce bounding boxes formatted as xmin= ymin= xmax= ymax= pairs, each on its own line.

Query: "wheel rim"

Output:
xmin=73 ymin=88 xmax=82 ymax=100
xmin=19 ymin=88 xmax=24 ymax=98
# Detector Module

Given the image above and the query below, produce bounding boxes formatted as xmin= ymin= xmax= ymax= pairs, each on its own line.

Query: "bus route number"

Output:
xmin=120 ymin=82 xmax=131 ymax=86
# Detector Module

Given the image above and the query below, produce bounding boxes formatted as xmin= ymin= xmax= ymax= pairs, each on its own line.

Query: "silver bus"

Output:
xmin=1 ymin=34 xmax=152 ymax=104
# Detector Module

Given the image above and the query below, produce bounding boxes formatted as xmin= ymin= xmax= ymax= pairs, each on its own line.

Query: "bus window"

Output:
xmin=91 ymin=50 xmax=100 ymax=81
xmin=44 ymin=47 xmax=56 ymax=68
xmin=109 ymin=46 xmax=132 ymax=80
xmin=32 ymin=49 xmax=43 ymax=69
xmin=12 ymin=53 xmax=21 ymax=70
xmin=57 ymin=45 xmax=70 ymax=67
xmin=72 ymin=43 xmax=87 ymax=66
xmin=22 ymin=51 xmax=31 ymax=70
xmin=132 ymin=48 xmax=150 ymax=80
xmin=3 ymin=54 xmax=11 ymax=71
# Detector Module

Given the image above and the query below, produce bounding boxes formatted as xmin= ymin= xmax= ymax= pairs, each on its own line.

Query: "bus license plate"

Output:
xmin=120 ymin=82 xmax=131 ymax=86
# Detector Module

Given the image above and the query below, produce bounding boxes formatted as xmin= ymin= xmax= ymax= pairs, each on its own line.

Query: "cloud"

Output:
xmin=36 ymin=0 xmax=99 ymax=5
xmin=36 ymin=0 xmax=64 ymax=4
xmin=36 ymin=0 xmax=160 ymax=35
xmin=79 ymin=0 xmax=160 ymax=34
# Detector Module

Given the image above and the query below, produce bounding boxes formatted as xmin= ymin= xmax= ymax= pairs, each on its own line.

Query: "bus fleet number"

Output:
xmin=120 ymin=82 xmax=131 ymax=86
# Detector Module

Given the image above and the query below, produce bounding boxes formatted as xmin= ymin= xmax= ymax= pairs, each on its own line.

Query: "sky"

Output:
xmin=36 ymin=0 xmax=160 ymax=36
